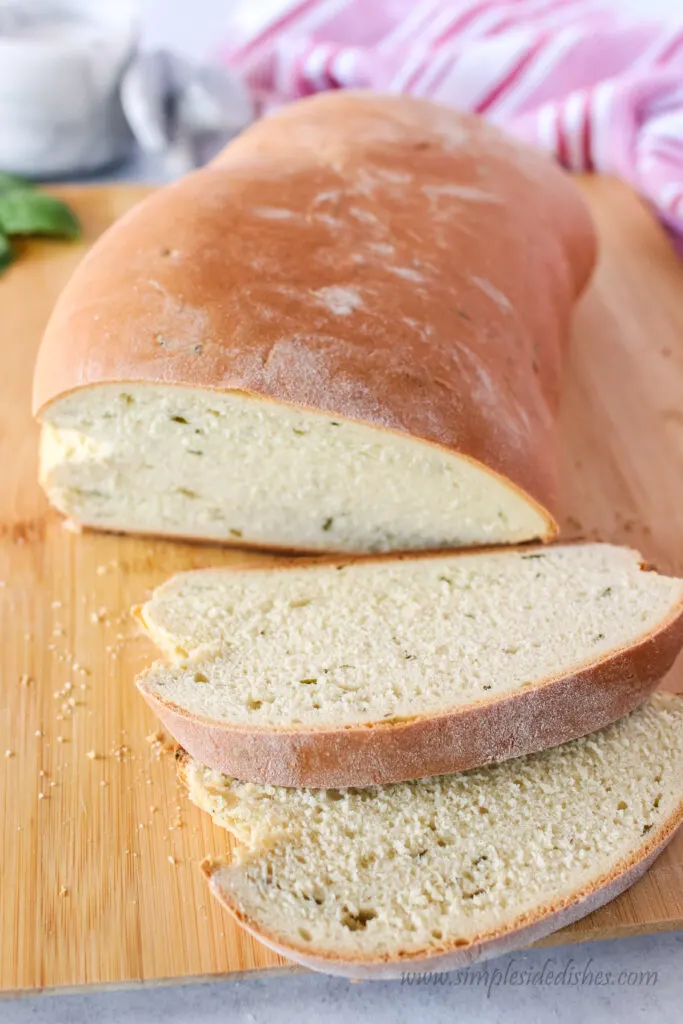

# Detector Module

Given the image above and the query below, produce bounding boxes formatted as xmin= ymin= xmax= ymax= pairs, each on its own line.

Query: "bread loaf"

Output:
xmin=34 ymin=92 xmax=596 ymax=553
xmin=182 ymin=695 xmax=683 ymax=978
xmin=136 ymin=543 xmax=683 ymax=787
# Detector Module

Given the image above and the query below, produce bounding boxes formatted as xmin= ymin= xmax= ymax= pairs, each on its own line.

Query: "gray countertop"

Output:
xmin=4 ymin=931 xmax=683 ymax=1023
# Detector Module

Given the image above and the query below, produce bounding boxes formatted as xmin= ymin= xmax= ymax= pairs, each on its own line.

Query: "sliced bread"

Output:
xmin=33 ymin=92 xmax=596 ymax=553
xmin=136 ymin=544 xmax=683 ymax=788
xmin=183 ymin=694 xmax=683 ymax=979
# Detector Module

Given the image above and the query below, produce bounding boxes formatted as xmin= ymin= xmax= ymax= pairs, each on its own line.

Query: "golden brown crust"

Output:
xmin=145 ymin=595 xmax=683 ymax=789
xmin=33 ymin=91 xmax=597 ymax=524
xmin=202 ymin=808 xmax=683 ymax=978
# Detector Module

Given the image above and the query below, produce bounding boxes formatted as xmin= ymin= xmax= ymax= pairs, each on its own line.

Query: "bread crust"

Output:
xmin=200 ymin=805 xmax=683 ymax=978
xmin=138 ymin=558 xmax=683 ymax=788
xmin=33 ymin=91 xmax=597 ymax=532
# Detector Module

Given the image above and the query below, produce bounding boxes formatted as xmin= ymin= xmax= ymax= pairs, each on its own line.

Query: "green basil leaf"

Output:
xmin=0 ymin=190 xmax=80 ymax=239
xmin=0 ymin=231 xmax=14 ymax=273
xmin=0 ymin=171 xmax=32 ymax=194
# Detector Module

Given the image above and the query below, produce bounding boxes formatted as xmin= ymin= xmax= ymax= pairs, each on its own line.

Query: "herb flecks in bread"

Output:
xmin=184 ymin=696 xmax=683 ymax=978
xmin=136 ymin=543 xmax=683 ymax=787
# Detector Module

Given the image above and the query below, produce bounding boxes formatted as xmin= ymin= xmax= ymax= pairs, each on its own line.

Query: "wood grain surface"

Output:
xmin=1 ymin=179 xmax=682 ymax=994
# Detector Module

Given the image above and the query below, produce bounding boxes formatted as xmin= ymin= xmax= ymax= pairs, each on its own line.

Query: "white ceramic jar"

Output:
xmin=0 ymin=0 xmax=138 ymax=177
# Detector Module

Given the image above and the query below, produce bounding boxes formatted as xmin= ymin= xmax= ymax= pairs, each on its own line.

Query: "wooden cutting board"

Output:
xmin=1 ymin=179 xmax=683 ymax=995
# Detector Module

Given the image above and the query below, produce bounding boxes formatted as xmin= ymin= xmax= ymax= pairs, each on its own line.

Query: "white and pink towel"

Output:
xmin=217 ymin=0 xmax=683 ymax=239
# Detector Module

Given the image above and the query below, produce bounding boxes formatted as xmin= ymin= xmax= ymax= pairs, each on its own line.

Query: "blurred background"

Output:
xmin=1 ymin=0 xmax=682 ymax=232
xmin=140 ymin=0 xmax=683 ymax=61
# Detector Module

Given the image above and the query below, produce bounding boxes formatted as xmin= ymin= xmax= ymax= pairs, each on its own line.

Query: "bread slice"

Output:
xmin=33 ymin=91 xmax=596 ymax=553
xmin=136 ymin=544 xmax=683 ymax=788
xmin=182 ymin=694 xmax=683 ymax=979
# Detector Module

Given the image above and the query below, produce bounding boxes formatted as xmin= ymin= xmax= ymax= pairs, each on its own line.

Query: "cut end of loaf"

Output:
xmin=38 ymin=383 xmax=553 ymax=553
xmin=192 ymin=695 xmax=683 ymax=977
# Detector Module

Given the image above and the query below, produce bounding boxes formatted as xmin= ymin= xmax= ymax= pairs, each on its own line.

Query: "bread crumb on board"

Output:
xmin=146 ymin=730 xmax=177 ymax=757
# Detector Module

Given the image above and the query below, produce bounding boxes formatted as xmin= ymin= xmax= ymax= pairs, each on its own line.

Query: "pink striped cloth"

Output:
xmin=217 ymin=0 xmax=683 ymax=239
